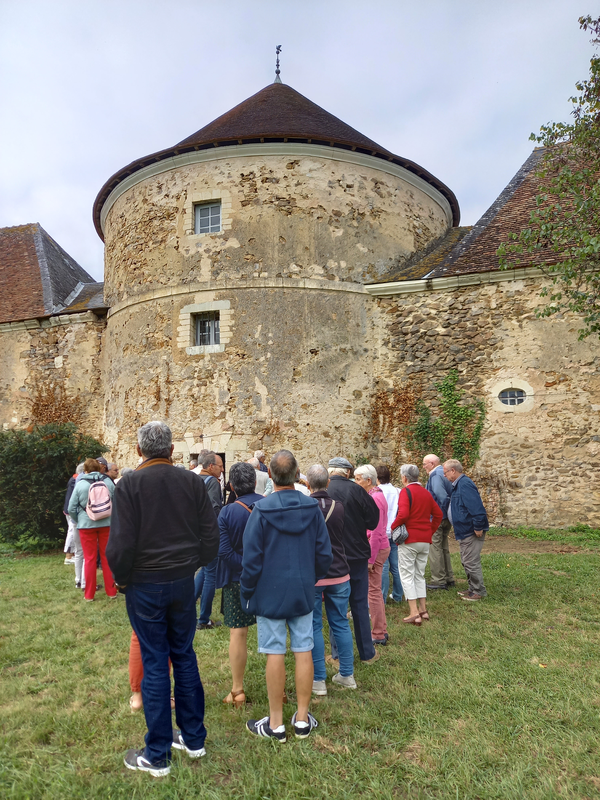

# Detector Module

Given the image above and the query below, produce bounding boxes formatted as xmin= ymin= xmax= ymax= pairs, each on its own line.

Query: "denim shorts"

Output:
xmin=256 ymin=612 xmax=314 ymax=654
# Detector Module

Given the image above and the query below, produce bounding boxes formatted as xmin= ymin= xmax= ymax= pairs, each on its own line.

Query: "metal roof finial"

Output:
xmin=274 ymin=45 xmax=282 ymax=83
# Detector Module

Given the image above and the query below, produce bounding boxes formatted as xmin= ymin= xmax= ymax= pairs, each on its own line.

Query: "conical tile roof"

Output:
xmin=93 ymin=82 xmax=459 ymax=238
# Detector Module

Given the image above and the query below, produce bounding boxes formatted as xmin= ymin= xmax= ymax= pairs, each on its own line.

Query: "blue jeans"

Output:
xmin=194 ymin=557 xmax=218 ymax=625
xmin=330 ymin=558 xmax=375 ymax=662
xmin=381 ymin=540 xmax=404 ymax=602
xmin=313 ymin=581 xmax=353 ymax=680
xmin=126 ymin=576 xmax=206 ymax=766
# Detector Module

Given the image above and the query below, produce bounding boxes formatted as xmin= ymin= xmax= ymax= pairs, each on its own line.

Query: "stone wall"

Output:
xmin=0 ymin=312 xmax=105 ymax=439
xmin=102 ymin=152 xmax=449 ymax=306
xmin=371 ymin=277 xmax=600 ymax=528
xmin=103 ymin=282 xmax=375 ymax=470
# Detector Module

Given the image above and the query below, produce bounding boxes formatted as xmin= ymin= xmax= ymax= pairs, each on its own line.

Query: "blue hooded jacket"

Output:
xmin=240 ymin=490 xmax=333 ymax=619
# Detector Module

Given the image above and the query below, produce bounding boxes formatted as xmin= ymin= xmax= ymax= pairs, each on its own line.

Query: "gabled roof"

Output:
xmin=425 ymin=149 xmax=546 ymax=279
xmin=93 ymin=82 xmax=460 ymax=239
xmin=0 ymin=224 xmax=106 ymax=325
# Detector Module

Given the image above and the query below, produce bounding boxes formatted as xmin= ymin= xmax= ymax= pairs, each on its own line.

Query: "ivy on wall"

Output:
xmin=365 ymin=370 xmax=486 ymax=473
xmin=407 ymin=371 xmax=485 ymax=469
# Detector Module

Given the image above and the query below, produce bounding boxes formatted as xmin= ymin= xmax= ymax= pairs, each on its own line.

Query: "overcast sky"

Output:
xmin=0 ymin=0 xmax=592 ymax=281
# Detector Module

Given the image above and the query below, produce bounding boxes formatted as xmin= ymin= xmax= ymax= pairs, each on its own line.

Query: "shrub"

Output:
xmin=0 ymin=423 xmax=107 ymax=551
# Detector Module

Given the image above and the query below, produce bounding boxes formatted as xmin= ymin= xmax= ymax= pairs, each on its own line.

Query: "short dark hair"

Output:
xmin=198 ymin=451 xmax=218 ymax=469
xmin=269 ymin=449 xmax=298 ymax=487
xmin=376 ymin=465 xmax=391 ymax=484
xmin=229 ymin=462 xmax=256 ymax=496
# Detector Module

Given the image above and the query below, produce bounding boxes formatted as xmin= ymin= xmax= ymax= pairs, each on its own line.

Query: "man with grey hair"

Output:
xmin=188 ymin=459 xmax=198 ymax=471
xmin=326 ymin=457 xmax=380 ymax=664
xmin=241 ymin=450 xmax=332 ymax=741
xmin=443 ymin=459 xmax=489 ymax=602
xmin=107 ymin=421 xmax=219 ymax=777
xmin=423 ymin=454 xmax=455 ymax=591
xmin=247 ymin=457 xmax=269 ymax=494
xmin=306 ymin=464 xmax=356 ymax=694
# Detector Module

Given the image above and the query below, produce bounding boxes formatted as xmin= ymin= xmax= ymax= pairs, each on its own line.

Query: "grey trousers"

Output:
xmin=458 ymin=533 xmax=486 ymax=596
xmin=429 ymin=519 xmax=455 ymax=585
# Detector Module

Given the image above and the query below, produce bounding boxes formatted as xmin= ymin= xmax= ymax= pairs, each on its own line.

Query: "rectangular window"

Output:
xmin=194 ymin=311 xmax=220 ymax=346
xmin=194 ymin=202 xmax=221 ymax=234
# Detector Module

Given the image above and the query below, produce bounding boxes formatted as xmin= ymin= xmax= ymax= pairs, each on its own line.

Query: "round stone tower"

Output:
xmin=93 ymin=81 xmax=459 ymax=466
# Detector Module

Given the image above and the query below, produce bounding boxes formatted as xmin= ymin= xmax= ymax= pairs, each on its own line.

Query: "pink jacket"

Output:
xmin=367 ymin=487 xmax=390 ymax=563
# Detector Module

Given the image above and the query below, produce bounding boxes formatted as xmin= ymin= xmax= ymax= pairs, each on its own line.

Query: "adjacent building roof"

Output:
xmin=93 ymin=82 xmax=460 ymax=239
xmin=0 ymin=224 xmax=106 ymax=325
xmin=425 ymin=148 xmax=545 ymax=280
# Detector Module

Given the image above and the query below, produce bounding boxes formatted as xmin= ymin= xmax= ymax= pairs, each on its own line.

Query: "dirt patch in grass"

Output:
xmin=448 ymin=535 xmax=588 ymax=555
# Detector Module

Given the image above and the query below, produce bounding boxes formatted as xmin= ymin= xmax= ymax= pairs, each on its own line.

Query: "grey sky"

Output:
xmin=0 ymin=0 xmax=592 ymax=281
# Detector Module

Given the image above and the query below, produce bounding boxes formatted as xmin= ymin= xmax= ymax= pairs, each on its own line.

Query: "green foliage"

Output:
xmin=3 ymin=549 xmax=600 ymax=797
xmin=408 ymin=370 xmax=485 ymax=468
xmin=498 ymin=15 xmax=600 ymax=339
xmin=491 ymin=524 xmax=600 ymax=544
xmin=0 ymin=423 xmax=107 ymax=551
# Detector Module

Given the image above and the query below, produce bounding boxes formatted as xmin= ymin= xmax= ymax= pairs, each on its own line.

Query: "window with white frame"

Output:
xmin=194 ymin=311 xmax=220 ymax=347
xmin=194 ymin=202 xmax=221 ymax=234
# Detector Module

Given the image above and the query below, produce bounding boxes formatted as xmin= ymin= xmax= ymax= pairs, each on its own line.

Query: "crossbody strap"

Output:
xmin=324 ymin=499 xmax=336 ymax=522
xmin=235 ymin=500 xmax=252 ymax=513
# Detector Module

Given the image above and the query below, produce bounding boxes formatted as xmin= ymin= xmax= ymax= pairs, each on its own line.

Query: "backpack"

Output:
xmin=85 ymin=479 xmax=112 ymax=521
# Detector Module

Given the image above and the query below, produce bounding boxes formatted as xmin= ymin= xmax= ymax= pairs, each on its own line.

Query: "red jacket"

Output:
xmin=391 ymin=483 xmax=443 ymax=544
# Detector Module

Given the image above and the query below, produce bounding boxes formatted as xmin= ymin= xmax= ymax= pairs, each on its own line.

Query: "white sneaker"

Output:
xmin=312 ymin=680 xmax=327 ymax=696
xmin=172 ymin=729 xmax=206 ymax=758
xmin=332 ymin=673 xmax=357 ymax=689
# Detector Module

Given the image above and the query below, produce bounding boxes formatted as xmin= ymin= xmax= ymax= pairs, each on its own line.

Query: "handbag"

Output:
xmin=390 ymin=487 xmax=412 ymax=545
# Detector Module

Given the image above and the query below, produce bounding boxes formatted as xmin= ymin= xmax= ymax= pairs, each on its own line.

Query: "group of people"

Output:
xmin=61 ymin=422 xmax=489 ymax=777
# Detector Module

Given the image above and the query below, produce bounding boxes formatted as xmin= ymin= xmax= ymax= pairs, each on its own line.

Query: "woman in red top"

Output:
xmin=391 ymin=464 xmax=443 ymax=626
xmin=354 ymin=465 xmax=390 ymax=646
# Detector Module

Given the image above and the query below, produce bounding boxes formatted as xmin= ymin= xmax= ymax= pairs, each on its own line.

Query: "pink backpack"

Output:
xmin=85 ymin=479 xmax=112 ymax=521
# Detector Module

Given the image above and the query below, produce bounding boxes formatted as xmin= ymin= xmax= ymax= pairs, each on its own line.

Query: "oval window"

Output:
xmin=498 ymin=388 xmax=526 ymax=406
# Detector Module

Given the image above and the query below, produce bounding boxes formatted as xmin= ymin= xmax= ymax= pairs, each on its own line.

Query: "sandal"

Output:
xmin=222 ymin=690 xmax=250 ymax=708
xmin=403 ymin=614 xmax=422 ymax=626
xmin=420 ymin=611 xmax=430 ymax=621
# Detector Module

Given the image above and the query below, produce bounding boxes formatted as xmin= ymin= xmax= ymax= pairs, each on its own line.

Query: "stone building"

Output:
xmin=1 ymin=81 xmax=598 ymax=527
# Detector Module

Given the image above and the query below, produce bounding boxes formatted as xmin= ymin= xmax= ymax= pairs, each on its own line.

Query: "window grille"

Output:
xmin=498 ymin=388 xmax=526 ymax=406
xmin=194 ymin=202 xmax=221 ymax=234
xmin=194 ymin=312 xmax=220 ymax=346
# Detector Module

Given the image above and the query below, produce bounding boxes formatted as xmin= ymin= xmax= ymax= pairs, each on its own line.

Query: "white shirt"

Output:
xmin=378 ymin=482 xmax=400 ymax=537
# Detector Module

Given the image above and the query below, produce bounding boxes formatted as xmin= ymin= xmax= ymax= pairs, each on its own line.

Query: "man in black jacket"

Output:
xmin=107 ymin=421 xmax=219 ymax=778
xmin=326 ymin=457 xmax=380 ymax=664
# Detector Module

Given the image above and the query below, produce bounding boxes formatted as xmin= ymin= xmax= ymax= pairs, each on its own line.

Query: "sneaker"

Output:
xmin=372 ymin=638 xmax=387 ymax=646
xmin=325 ymin=655 xmax=339 ymax=667
xmin=246 ymin=716 xmax=286 ymax=742
xmin=123 ymin=748 xmax=170 ymax=777
xmin=446 ymin=581 xmax=456 ymax=587
xmin=64 ymin=557 xmax=74 ymax=565
xmin=426 ymin=583 xmax=448 ymax=590
xmin=291 ymin=711 xmax=318 ymax=739
xmin=461 ymin=591 xmax=483 ymax=602
xmin=361 ymin=651 xmax=380 ymax=664
xmin=312 ymin=680 xmax=327 ymax=696
xmin=75 ymin=582 xmax=81 ymax=589
xmin=196 ymin=620 xmax=223 ymax=630
xmin=332 ymin=673 xmax=357 ymax=689
xmin=172 ymin=729 xmax=206 ymax=758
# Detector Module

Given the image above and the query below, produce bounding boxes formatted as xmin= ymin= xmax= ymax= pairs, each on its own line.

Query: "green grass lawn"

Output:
xmin=1 ymin=545 xmax=600 ymax=799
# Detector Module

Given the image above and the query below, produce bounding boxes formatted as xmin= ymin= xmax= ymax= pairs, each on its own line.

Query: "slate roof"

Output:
xmin=373 ymin=226 xmax=472 ymax=283
xmin=425 ymin=148 xmax=546 ymax=279
xmin=93 ymin=82 xmax=460 ymax=239
xmin=0 ymin=224 xmax=106 ymax=325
